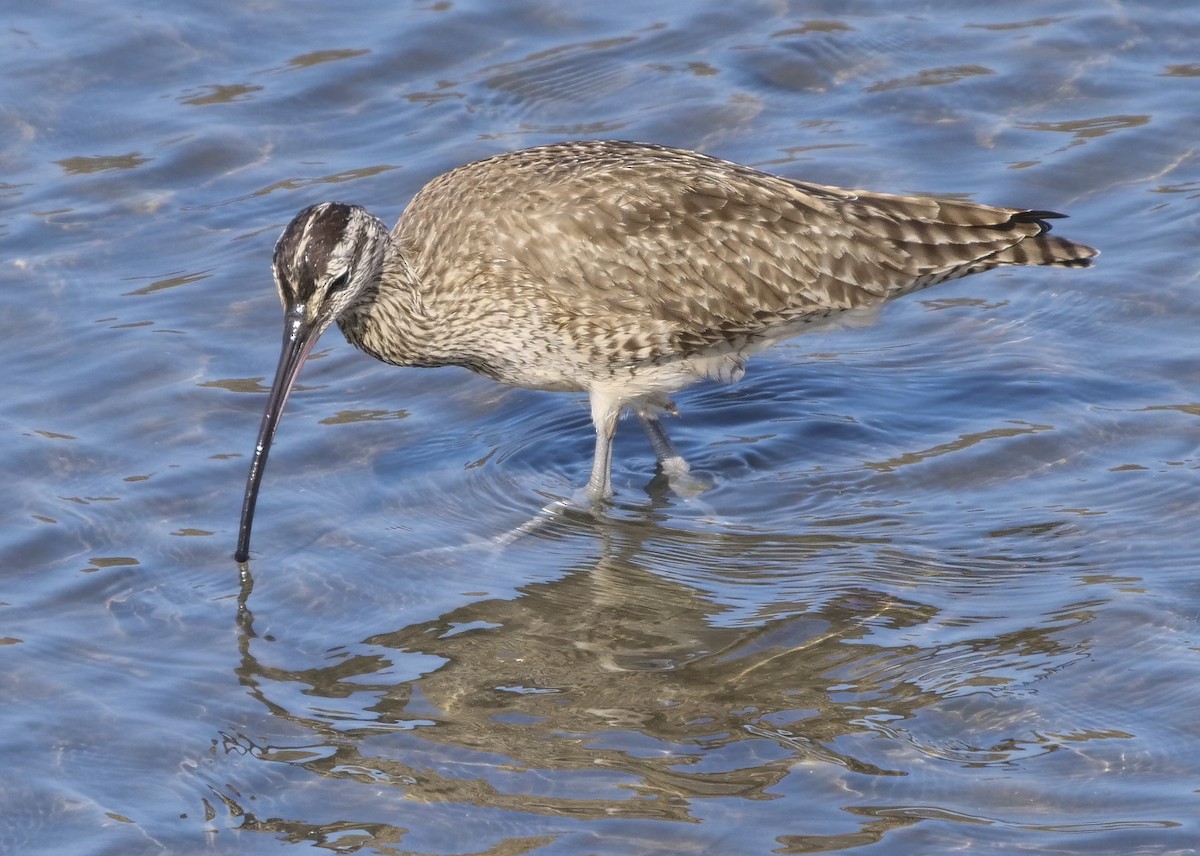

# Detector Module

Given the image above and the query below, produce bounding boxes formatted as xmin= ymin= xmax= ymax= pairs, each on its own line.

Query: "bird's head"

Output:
xmin=272 ymin=202 xmax=390 ymax=335
xmin=234 ymin=202 xmax=390 ymax=562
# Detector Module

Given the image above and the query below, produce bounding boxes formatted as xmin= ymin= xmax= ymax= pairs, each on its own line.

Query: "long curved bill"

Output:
xmin=235 ymin=303 xmax=320 ymax=562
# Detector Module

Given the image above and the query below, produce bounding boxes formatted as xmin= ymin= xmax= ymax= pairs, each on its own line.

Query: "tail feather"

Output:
xmin=990 ymin=211 xmax=1098 ymax=268
xmin=834 ymin=194 xmax=1100 ymax=294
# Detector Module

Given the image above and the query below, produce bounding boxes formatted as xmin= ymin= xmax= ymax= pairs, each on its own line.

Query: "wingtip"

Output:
xmin=1012 ymin=209 xmax=1068 ymax=236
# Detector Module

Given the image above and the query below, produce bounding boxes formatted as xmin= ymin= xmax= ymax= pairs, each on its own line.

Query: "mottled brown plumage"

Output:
xmin=236 ymin=140 xmax=1097 ymax=560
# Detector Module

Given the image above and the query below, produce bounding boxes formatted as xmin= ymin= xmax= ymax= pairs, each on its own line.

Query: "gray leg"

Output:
xmin=636 ymin=409 xmax=714 ymax=496
xmin=586 ymin=396 xmax=620 ymax=500
xmin=636 ymin=411 xmax=691 ymax=478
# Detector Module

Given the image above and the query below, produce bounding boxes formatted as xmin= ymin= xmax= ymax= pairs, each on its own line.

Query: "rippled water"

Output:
xmin=4 ymin=0 xmax=1199 ymax=853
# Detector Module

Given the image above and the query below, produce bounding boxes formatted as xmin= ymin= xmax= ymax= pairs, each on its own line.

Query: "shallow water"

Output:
xmin=3 ymin=0 xmax=1199 ymax=853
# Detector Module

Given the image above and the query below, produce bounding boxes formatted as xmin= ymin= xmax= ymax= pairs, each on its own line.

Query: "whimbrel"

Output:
xmin=234 ymin=140 xmax=1096 ymax=560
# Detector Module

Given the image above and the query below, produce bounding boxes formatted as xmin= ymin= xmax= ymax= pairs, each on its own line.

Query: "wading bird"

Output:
xmin=235 ymin=140 xmax=1096 ymax=560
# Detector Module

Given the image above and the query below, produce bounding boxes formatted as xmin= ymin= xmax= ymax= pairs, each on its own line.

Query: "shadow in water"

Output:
xmin=217 ymin=510 xmax=1100 ymax=852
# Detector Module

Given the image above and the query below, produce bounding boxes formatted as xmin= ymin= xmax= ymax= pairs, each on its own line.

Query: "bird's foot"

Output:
xmin=657 ymin=455 xmax=715 ymax=498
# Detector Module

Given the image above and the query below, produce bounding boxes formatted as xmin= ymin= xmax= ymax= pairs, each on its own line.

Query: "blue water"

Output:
xmin=3 ymin=0 xmax=1199 ymax=853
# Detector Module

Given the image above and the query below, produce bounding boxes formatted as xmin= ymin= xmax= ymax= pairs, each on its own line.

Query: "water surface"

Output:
xmin=3 ymin=0 xmax=1199 ymax=853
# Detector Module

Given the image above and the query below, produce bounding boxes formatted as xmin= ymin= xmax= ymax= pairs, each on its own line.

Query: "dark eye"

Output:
xmin=329 ymin=271 xmax=351 ymax=292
